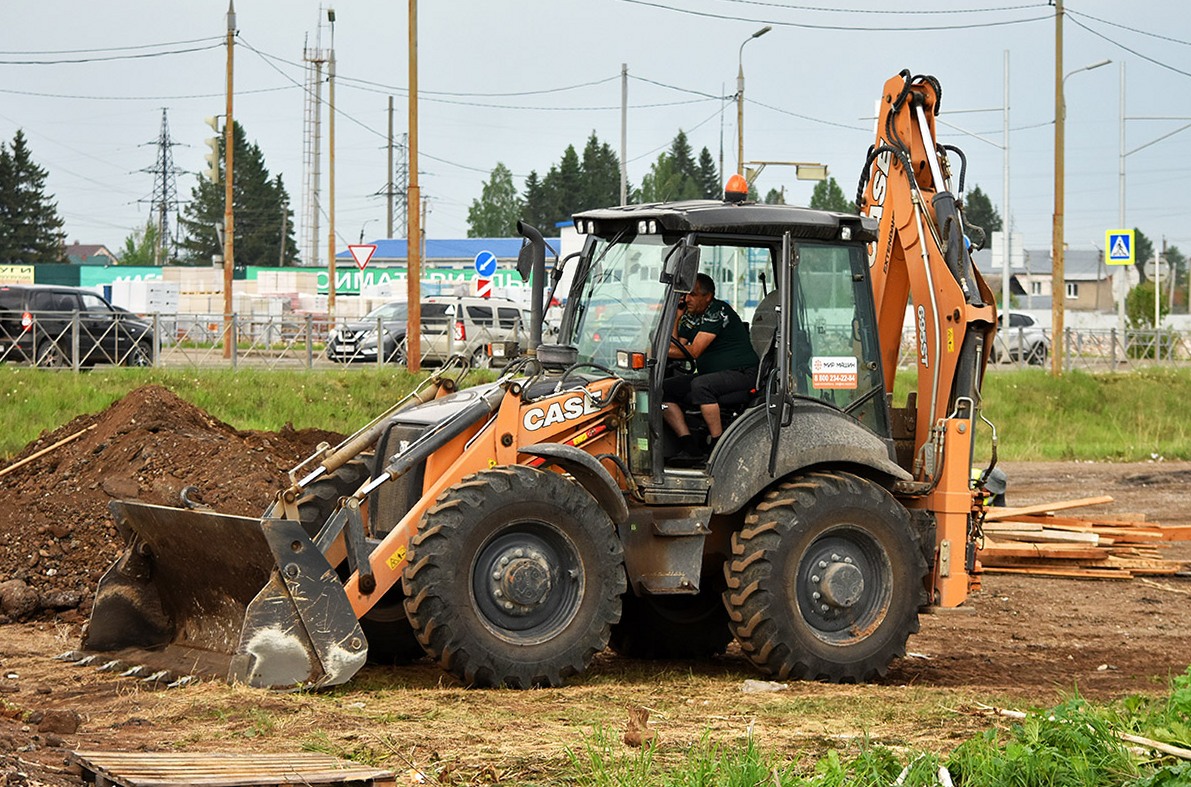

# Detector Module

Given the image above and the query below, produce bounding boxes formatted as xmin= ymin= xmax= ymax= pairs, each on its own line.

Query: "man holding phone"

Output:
xmin=662 ymin=273 xmax=759 ymax=460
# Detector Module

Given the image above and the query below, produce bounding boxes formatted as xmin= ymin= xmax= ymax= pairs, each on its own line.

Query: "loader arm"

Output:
xmin=858 ymin=70 xmax=997 ymax=607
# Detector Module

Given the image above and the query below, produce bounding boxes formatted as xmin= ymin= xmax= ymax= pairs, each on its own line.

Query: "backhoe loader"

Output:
xmin=75 ymin=70 xmax=997 ymax=689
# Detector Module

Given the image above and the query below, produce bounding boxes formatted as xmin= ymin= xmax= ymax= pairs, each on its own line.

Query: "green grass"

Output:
xmin=557 ymin=670 xmax=1191 ymax=786
xmin=3 ymin=365 xmax=1191 ymax=461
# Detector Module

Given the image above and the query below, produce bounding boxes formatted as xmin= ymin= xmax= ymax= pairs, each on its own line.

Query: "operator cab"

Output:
xmin=552 ymin=196 xmax=897 ymax=495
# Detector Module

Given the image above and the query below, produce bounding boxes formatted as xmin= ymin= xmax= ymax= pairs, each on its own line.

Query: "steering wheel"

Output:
xmin=668 ymin=335 xmax=696 ymax=375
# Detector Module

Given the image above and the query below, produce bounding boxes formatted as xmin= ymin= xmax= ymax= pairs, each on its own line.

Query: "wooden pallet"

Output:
xmin=976 ymin=495 xmax=1191 ymax=580
xmin=70 ymin=751 xmax=396 ymax=787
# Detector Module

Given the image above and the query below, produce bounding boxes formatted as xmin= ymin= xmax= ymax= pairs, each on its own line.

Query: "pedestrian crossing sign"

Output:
xmin=1106 ymin=229 xmax=1134 ymax=266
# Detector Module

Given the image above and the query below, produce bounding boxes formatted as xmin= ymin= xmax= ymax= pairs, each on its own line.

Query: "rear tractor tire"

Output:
xmin=294 ymin=454 xmax=425 ymax=664
xmin=402 ymin=465 xmax=625 ymax=688
xmin=724 ymin=471 xmax=927 ymax=683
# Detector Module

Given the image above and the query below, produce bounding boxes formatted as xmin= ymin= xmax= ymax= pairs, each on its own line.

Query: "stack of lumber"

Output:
xmin=977 ymin=496 xmax=1191 ymax=580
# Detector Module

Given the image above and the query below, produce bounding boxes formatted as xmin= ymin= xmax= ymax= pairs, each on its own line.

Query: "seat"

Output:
xmin=709 ymin=290 xmax=780 ymax=414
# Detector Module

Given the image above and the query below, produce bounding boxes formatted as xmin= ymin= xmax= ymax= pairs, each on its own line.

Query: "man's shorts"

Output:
xmin=663 ymin=366 xmax=757 ymax=407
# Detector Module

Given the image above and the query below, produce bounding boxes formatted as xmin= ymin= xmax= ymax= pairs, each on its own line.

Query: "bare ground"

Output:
xmin=1 ymin=391 xmax=1188 ymax=784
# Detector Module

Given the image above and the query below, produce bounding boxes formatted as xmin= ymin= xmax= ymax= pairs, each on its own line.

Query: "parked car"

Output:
xmin=419 ymin=296 xmax=528 ymax=368
xmin=991 ymin=311 xmax=1049 ymax=365
xmin=0 ymin=284 xmax=154 ymax=368
xmin=326 ymin=301 xmax=409 ymax=363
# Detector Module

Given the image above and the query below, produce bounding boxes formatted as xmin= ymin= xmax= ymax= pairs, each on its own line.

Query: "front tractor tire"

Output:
xmin=724 ymin=471 xmax=927 ymax=683
xmin=402 ymin=465 xmax=625 ymax=688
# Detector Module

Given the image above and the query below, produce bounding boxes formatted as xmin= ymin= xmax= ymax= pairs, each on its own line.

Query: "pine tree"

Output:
xmin=697 ymin=147 xmax=720 ymax=199
xmin=177 ymin=121 xmax=298 ymax=267
xmin=522 ymin=170 xmax=548 ymax=229
xmin=963 ymin=185 xmax=1002 ymax=235
xmin=634 ymin=131 xmax=706 ymax=203
xmin=467 ymin=162 xmax=523 ymax=237
xmin=668 ymin=131 xmax=696 ymax=185
xmin=0 ymin=130 xmax=66 ymax=264
xmin=579 ymin=132 xmax=621 ymax=210
xmin=809 ymin=177 xmax=855 ymax=213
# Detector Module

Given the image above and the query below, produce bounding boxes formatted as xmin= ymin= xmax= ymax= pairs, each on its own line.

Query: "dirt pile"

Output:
xmin=0 ymin=385 xmax=342 ymax=624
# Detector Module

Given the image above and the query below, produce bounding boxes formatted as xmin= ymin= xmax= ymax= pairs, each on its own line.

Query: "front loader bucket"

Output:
xmin=80 ymin=500 xmax=366 ymax=689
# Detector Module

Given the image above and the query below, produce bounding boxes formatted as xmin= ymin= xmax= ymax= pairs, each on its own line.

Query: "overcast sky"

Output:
xmin=2 ymin=1 xmax=1188 ymax=263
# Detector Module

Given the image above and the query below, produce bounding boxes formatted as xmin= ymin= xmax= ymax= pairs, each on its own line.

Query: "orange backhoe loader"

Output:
xmin=73 ymin=70 xmax=997 ymax=689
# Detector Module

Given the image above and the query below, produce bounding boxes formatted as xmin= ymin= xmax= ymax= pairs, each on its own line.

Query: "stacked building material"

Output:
xmin=976 ymin=496 xmax=1191 ymax=579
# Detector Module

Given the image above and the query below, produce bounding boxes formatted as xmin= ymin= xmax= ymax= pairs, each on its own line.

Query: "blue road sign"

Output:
xmin=1106 ymin=229 xmax=1134 ymax=266
xmin=474 ymin=250 xmax=498 ymax=277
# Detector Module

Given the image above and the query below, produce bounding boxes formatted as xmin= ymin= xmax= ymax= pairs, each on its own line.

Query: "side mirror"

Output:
xmin=662 ymin=241 xmax=701 ymax=292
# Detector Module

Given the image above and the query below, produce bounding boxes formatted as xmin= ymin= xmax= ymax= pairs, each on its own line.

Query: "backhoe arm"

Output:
xmin=857 ymin=70 xmax=997 ymax=606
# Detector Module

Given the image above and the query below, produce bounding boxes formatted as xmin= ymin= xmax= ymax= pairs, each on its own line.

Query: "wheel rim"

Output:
xmin=471 ymin=520 xmax=584 ymax=645
xmin=795 ymin=526 xmax=893 ymax=646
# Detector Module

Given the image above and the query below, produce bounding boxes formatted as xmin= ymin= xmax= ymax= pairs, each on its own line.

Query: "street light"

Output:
xmin=1052 ymin=47 xmax=1110 ymax=376
xmin=359 ymin=219 xmax=377 ymax=244
xmin=736 ymin=25 xmax=772 ymax=176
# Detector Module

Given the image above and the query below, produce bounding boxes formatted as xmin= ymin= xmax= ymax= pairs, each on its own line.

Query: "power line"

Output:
xmin=614 ymin=0 xmax=1050 ymax=31
xmin=0 ymin=42 xmax=224 ymax=66
xmin=0 ymin=85 xmax=295 ymax=102
xmin=0 ymin=36 xmax=223 ymax=56
xmin=747 ymin=97 xmax=869 ymax=132
xmin=709 ymin=0 xmax=1047 ymax=13
xmin=1066 ymin=8 xmax=1191 ymax=48
xmin=1066 ymin=14 xmax=1191 ymax=80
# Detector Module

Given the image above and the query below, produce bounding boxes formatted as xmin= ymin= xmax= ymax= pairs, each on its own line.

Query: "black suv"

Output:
xmin=0 ymin=284 xmax=155 ymax=367
xmin=326 ymin=300 xmax=409 ymax=363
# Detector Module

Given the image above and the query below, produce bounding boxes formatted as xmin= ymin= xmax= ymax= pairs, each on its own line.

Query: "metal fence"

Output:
xmin=7 ymin=309 xmax=1191 ymax=372
xmin=894 ymin=326 xmax=1191 ymax=371
xmin=0 ymin=311 xmax=532 ymax=371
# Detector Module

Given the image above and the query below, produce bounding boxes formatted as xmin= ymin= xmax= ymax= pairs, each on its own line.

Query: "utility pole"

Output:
xmin=279 ymin=198 xmax=288 ymax=266
xmin=1051 ymin=0 xmax=1064 ymax=376
xmin=387 ymin=96 xmax=395 ymax=237
xmin=406 ymin=0 xmax=421 ymax=372
xmin=327 ymin=8 xmax=337 ymax=314
xmin=1001 ymin=51 xmax=1011 ymax=325
xmin=619 ymin=64 xmax=627 ymax=205
xmin=222 ymin=1 xmax=236 ymax=359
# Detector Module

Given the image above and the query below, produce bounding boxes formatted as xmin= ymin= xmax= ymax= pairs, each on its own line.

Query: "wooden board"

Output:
xmin=981 ymin=566 xmax=1132 ymax=580
xmin=70 ymin=751 xmax=397 ymax=787
xmin=987 ymin=528 xmax=1101 ymax=545
xmin=984 ymin=496 xmax=1116 ymax=522
xmin=977 ymin=543 xmax=1105 ymax=560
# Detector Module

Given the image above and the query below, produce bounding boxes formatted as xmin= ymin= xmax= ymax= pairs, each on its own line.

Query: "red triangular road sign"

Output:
xmin=348 ymin=244 xmax=377 ymax=271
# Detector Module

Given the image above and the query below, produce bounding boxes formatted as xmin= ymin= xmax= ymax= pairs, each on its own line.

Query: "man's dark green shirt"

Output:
xmin=677 ymin=298 xmax=759 ymax=375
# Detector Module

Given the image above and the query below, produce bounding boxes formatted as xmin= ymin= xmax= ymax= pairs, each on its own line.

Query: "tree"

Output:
xmin=634 ymin=131 xmax=705 ymax=203
xmin=177 ymin=121 xmax=298 ymax=267
xmin=521 ymin=170 xmax=549 ymax=229
xmin=1166 ymin=244 xmax=1186 ymax=312
xmin=579 ymin=132 xmax=620 ymax=209
xmin=1134 ymin=227 xmax=1154 ymax=285
xmin=0 ymin=130 xmax=66 ymax=264
xmin=696 ymin=148 xmax=720 ymax=199
xmin=467 ymin=162 xmax=523 ymax=237
xmin=1125 ymin=281 xmax=1168 ymax=328
xmin=763 ymin=188 xmax=785 ymax=205
xmin=963 ymin=186 xmax=1002 ymax=244
xmin=119 ymin=220 xmax=161 ymax=266
xmin=808 ymin=177 xmax=854 ymax=213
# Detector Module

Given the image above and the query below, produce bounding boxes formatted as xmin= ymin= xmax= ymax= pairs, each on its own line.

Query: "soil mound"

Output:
xmin=0 ymin=385 xmax=342 ymax=622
